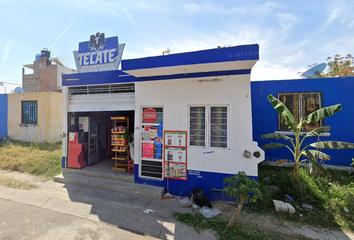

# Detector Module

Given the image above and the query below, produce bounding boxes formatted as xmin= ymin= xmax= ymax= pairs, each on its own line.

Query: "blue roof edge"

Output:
xmin=62 ymin=70 xmax=136 ymax=86
xmin=122 ymin=44 xmax=259 ymax=71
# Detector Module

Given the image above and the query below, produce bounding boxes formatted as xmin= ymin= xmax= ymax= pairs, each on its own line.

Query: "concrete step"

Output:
xmin=62 ymin=168 xmax=135 ymax=183
xmin=54 ymin=173 xmax=165 ymax=200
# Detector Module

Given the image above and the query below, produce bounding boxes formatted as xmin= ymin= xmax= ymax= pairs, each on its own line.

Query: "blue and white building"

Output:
xmin=61 ymin=33 xmax=264 ymax=201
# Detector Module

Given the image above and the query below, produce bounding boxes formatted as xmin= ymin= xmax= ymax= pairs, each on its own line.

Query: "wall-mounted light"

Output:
xmin=253 ymin=151 xmax=261 ymax=158
xmin=243 ymin=150 xmax=252 ymax=158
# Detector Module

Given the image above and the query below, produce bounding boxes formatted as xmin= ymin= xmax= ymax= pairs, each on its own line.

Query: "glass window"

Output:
xmin=278 ymin=92 xmax=322 ymax=131
xmin=21 ymin=101 xmax=38 ymax=124
xmin=210 ymin=107 xmax=227 ymax=148
xmin=189 ymin=106 xmax=228 ymax=148
xmin=189 ymin=107 xmax=205 ymax=147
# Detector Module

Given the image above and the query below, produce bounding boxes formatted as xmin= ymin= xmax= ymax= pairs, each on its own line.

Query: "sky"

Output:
xmin=1 ymin=0 xmax=354 ymax=93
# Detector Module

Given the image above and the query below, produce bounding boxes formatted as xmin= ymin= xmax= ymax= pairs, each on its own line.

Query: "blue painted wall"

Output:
xmin=251 ymin=77 xmax=354 ymax=167
xmin=0 ymin=94 xmax=8 ymax=138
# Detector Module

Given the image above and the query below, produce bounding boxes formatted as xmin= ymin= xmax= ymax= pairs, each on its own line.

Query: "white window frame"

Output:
xmin=188 ymin=105 xmax=229 ymax=149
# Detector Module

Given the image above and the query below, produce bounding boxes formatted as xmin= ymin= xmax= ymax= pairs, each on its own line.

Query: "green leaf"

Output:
xmin=309 ymin=141 xmax=354 ymax=149
xmin=261 ymin=133 xmax=293 ymax=141
xmin=300 ymin=158 xmax=331 ymax=178
xmin=261 ymin=143 xmax=286 ymax=150
xmin=305 ymin=104 xmax=342 ymax=123
xmin=303 ymin=150 xmax=330 ymax=161
xmin=304 ymin=126 xmax=331 ymax=137
xmin=267 ymin=94 xmax=296 ymax=126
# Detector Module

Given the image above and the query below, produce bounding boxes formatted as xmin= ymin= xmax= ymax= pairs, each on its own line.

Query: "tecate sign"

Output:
xmin=73 ymin=32 xmax=125 ymax=73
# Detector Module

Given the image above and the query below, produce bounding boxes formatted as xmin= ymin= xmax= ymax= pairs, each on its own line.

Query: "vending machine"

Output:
xmin=68 ymin=132 xmax=87 ymax=169
xmin=78 ymin=116 xmax=99 ymax=165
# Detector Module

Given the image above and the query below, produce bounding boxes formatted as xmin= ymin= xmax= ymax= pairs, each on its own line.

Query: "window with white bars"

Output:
xmin=21 ymin=101 xmax=38 ymax=125
xmin=189 ymin=106 xmax=228 ymax=148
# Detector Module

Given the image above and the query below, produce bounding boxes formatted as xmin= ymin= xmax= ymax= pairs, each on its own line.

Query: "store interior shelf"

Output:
xmin=112 ymin=157 xmax=127 ymax=160
xmin=111 ymin=116 xmax=130 ymax=172
xmin=111 ymin=149 xmax=127 ymax=152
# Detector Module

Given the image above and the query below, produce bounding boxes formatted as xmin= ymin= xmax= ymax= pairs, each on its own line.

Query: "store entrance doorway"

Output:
xmin=67 ymin=110 xmax=135 ymax=173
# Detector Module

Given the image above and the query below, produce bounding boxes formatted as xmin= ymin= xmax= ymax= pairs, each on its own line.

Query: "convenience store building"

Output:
xmin=61 ymin=33 xmax=264 ymax=201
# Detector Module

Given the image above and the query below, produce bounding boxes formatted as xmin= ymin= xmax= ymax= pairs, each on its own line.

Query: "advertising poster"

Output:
xmin=163 ymin=131 xmax=187 ymax=180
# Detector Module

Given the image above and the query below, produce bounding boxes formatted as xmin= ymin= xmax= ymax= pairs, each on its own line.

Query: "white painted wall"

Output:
xmin=134 ymin=75 xmax=264 ymax=177
xmin=62 ymin=86 xmax=68 ymax=166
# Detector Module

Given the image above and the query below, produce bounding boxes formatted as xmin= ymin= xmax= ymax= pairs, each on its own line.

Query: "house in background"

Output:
xmin=8 ymin=92 xmax=63 ymax=143
xmin=6 ymin=49 xmax=75 ymax=143
xmin=251 ymin=77 xmax=354 ymax=167
xmin=22 ymin=48 xmax=76 ymax=92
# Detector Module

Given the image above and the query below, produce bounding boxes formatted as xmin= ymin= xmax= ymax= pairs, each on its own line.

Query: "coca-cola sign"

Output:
xmin=143 ymin=108 xmax=158 ymax=123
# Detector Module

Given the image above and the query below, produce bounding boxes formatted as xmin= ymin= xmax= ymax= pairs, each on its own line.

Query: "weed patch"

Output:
xmin=0 ymin=177 xmax=38 ymax=190
xmin=172 ymin=212 xmax=310 ymax=240
xmin=254 ymin=164 xmax=354 ymax=232
xmin=0 ymin=140 xmax=62 ymax=178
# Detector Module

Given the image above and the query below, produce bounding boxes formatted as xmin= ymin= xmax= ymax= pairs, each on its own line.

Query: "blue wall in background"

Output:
xmin=0 ymin=94 xmax=8 ymax=138
xmin=251 ymin=77 xmax=354 ymax=167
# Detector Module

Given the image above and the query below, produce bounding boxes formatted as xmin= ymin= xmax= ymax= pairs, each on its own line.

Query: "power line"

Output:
xmin=0 ymin=81 xmax=22 ymax=86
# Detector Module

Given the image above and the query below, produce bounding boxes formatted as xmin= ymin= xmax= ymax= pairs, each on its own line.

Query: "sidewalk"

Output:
xmin=0 ymin=170 xmax=216 ymax=240
xmin=0 ymin=170 xmax=353 ymax=240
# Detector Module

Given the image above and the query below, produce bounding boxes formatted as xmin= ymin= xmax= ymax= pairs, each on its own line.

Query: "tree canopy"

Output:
xmin=299 ymin=54 xmax=354 ymax=78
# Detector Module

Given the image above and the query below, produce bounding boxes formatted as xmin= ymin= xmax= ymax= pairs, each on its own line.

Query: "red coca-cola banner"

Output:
xmin=142 ymin=108 xmax=158 ymax=123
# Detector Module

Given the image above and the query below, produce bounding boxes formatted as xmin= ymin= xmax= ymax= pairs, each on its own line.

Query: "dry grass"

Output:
xmin=0 ymin=140 xmax=62 ymax=178
xmin=0 ymin=176 xmax=38 ymax=189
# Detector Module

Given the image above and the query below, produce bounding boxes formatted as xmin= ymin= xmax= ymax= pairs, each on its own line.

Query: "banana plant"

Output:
xmin=261 ymin=94 xmax=354 ymax=178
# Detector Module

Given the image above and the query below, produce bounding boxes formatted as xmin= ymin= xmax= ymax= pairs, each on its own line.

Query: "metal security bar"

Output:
xmin=189 ymin=107 xmax=206 ymax=147
xmin=22 ymin=101 xmax=37 ymax=124
xmin=210 ymin=107 xmax=227 ymax=148
xmin=68 ymin=83 xmax=135 ymax=96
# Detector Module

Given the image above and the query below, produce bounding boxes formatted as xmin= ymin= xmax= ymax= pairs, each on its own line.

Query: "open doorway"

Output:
xmin=67 ymin=110 xmax=135 ymax=173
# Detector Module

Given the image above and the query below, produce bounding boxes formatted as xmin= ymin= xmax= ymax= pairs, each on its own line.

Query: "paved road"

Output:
xmin=0 ymin=198 xmax=158 ymax=240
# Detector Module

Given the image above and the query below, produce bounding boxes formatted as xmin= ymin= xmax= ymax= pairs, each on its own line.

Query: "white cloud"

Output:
xmin=2 ymin=41 xmax=12 ymax=62
xmin=184 ymin=3 xmax=201 ymax=14
xmin=251 ymin=62 xmax=300 ymax=81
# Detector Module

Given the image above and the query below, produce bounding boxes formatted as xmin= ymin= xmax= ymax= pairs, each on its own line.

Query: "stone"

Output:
xmin=262 ymin=176 xmax=272 ymax=184
xmin=266 ymin=185 xmax=279 ymax=194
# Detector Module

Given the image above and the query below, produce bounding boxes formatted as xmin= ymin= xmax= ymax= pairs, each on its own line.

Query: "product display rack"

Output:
xmin=111 ymin=116 xmax=129 ymax=172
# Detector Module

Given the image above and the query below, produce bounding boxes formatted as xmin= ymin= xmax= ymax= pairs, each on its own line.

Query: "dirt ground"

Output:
xmin=212 ymin=201 xmax=295 ymax=235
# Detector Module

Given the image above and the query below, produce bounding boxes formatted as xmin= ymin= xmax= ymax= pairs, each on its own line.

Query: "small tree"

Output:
xmin=299 ymin=54 xmax=354 ymax=78
xmin=261 ymin=94 xmax=354 ymax=178
xmin=222 ymin=171 xmax=261 ymax=228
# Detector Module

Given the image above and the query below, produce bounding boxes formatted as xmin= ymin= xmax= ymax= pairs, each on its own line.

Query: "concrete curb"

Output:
xmin=54 ymin=173 xmax=165 ymax=200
